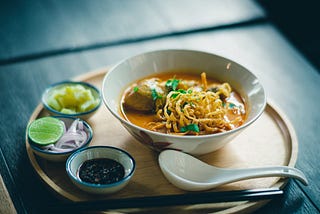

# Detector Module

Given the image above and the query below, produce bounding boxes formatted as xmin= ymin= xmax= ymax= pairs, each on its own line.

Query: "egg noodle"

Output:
xmin=148 ymin=73 xmax=243 ymax=135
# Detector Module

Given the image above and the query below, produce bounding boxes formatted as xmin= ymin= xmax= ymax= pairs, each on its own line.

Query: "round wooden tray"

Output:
xmin=26 ymin=68 xmax=298 ymax=213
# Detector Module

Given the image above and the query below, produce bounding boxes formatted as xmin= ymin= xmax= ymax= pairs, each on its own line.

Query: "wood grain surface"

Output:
xmin=1 ymin=1 xmax=319 ymax=211
xmin=0 ymin=174 xmax=16 ymax=214
xmin=1 ymin=24 xmax=319 ymax=213
xmin=0 ymin=0 xmax=265 ymax=62
xmin=26 ymin=69 xmax=298 ymax=213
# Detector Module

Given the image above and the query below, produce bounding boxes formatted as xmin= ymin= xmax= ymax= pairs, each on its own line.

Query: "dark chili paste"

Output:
xmin=78 ymin=158 xmax=125 ymax=185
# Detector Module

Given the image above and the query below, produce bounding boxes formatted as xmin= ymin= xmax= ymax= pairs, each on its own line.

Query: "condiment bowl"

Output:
xmin=42 ymin=81 xmax=101 ymax=120
xmin=102 ymin=49 xmax=266 ymax=155
xmin=66 ymin=146 xmax=136 ymax=194
xmin=27 ymin=116 xmax=93 ymax=162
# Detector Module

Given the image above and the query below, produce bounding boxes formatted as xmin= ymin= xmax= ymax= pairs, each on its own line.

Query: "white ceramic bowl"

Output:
xmin=27 ymin=116 xmax=93 ymax=162
xmin=102 ymin=49 xmax=266 ymax=155
xmin=66 ymin=146 xmax=135 ymax=194
xmin=42 ymin=81 xmax=101 ymax=120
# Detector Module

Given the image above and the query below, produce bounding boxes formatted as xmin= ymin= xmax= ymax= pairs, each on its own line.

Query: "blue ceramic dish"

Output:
xmin=42 ymin=81 xmax=101 ymax=119
xmin=27 ymin=116 xmax=93 ymax=162
xmin=66 ymin=146 xmax=135 ymax=194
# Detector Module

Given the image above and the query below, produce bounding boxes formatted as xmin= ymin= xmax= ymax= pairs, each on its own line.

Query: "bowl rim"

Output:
xmin=28 ymin=116 xmax=93 ymax=155
xmin=102 ymin=49 xmax=267 ymax=139
xmin=42 ymin=80 xmax=102 ymax=117
xmin=66 ymin=145 xmax=136 ymax=188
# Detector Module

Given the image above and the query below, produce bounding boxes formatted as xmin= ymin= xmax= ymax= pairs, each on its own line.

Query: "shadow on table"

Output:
xmin=256 ymin=0 xmax=320 ymax=72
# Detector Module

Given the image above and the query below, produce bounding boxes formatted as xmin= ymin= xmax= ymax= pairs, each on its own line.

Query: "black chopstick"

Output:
xmin=45 ymin=188 xmax=283 ymax=213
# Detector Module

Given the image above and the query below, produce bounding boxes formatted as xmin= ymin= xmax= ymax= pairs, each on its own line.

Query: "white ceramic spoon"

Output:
xmin=158 ymin=150 xmax=308 ymax=191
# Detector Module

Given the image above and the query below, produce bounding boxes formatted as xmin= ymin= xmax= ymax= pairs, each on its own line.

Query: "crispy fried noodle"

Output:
xmin=148 ymin=73 xmax=243 ymax=135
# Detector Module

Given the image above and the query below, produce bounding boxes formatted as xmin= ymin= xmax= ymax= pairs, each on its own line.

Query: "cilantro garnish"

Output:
xmin=151 ymin=88 xmax=162 ymax=101
xmin=180 ymin=124 xmax=200 ymax=133
xmin=171 ymin=89 xmax=187 ymax=99
xmin=166 ymin=77 xmax=180 ymax=91
xmin=171 ymin=92 xmax=179 ymax=99
xmin=133 ymin=86 xmax=139 ymax=92
xmin=177 ymin=89 xmax=186 ymax=94
xmin=229 ymin=103 xmax=236 ymax=108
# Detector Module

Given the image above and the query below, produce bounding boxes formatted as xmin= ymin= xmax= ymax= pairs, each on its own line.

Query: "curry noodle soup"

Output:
xmin=120 ymin=71 xmax=247 ymax=136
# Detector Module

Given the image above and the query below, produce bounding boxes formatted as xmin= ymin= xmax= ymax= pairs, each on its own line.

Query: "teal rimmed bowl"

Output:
xmin=42 ymin=81 xmax=101 ymax=120
xmin=27 ymin=116 xmax=93 ymax=162
xmin=66 ymin=146 xmax=136 ymax=194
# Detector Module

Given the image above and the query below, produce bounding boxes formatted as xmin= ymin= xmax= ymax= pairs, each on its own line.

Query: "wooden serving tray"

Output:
xmin=26 ymin=68 xmax=298 ymax=213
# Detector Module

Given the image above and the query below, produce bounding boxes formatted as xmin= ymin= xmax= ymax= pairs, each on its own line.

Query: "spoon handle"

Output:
xmin=219 ymin=166 xmax=308 ymax=186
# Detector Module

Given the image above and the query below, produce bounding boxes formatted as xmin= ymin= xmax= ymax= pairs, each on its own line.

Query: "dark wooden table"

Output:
xmin=0 ymin=0 xmax=319 ymax=213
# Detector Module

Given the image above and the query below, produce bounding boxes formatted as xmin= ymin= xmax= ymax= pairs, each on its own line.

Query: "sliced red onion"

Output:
xmin=78 ymin=120 xmax=84 ymax=131
xmin=42 ymin=144 xmax=74 ymax=153
xmin=41 ymin=119 xmax=88 ymax=153
xmin=68 ymin=118 xmax=79 ymax=132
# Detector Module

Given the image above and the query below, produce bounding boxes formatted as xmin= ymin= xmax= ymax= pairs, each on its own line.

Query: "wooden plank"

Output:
xmin=0 ymin=0 xmax=265 ymax=61
xmin=0 ymin=23 xmax=319 ymax=213
xmin=0 ymin=174 xmax=16 ymax=214
xmin=245 ymin=180 xmax=318 ymax=214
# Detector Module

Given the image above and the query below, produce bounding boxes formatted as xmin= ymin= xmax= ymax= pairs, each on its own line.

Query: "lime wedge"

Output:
xmin=28 ymin=117 xmax=64 ymax=145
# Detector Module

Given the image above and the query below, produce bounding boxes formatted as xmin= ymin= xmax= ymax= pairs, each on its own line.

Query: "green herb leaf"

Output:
xmin=171 ymin=92 xmax=179 ymax=99
xmin=229 ymin=103 xmax=236 ymax=108
xmin=170 ymin=89 xmax=187 ymax=99
xmin=180 ymin=124 xmax=200 ymax=133
xmin=133 ymin=86 xmax=139 ymax=92
xmin=151 ymin=88 xmax=162 ymax=101
xmin=177 ymin=89 xmax=186 ymax=94
xmin=166 ymin=78 xmax=180 ymax=91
